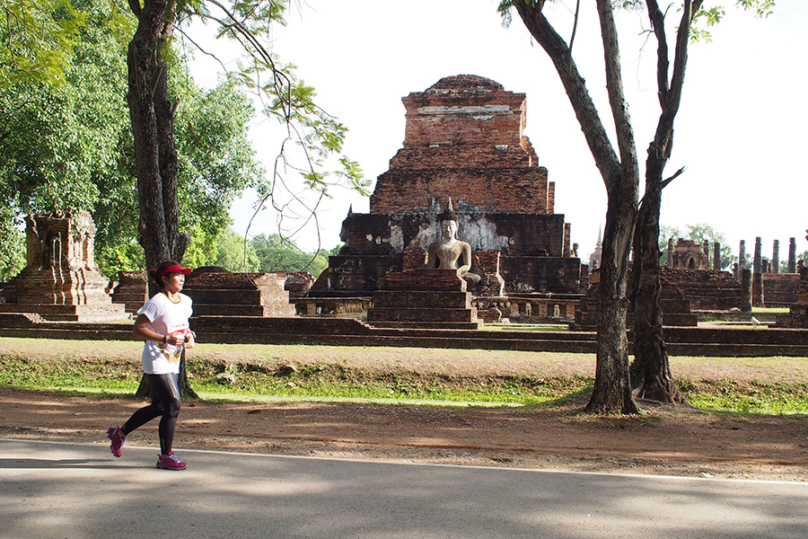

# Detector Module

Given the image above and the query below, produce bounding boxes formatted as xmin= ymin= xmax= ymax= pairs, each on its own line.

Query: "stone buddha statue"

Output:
xmin=426 ymin=200 xmax=481 ymax=286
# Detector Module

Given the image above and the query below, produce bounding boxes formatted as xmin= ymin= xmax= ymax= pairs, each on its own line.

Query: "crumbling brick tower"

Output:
xmin=312 ymin=75 xmax=581 ymax=296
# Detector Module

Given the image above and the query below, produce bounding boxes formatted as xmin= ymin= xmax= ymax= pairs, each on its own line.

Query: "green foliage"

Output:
xmin=250 ymin=233 xmax=328 ymax=276
xmin=659 ymin=223 xmax=733 ymax=269
xmin=210 ymin=229 xmax=261 ymax=272
xmin=0 ymin=0 xmax=87 ymax=88
xmin=0 ymin=207 xmax=25 ymax=280
xmin=0 ymin=1 xmax=267 ymax=279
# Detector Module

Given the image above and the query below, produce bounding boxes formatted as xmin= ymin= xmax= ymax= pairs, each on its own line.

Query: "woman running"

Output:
xmin=107 ymin=259 xmax=194 ymax=470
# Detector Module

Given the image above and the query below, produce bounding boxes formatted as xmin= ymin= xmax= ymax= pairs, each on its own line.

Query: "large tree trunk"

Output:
xmin=128 ymin=0 xmax=193 ymax=398
xmin=630 ymin=179 xmax=682 ymax=404
xmin=513 ymin=1 xmax=640 ymax=414
xmin=587 ymin=191 xmax=640 ymax=414
xmin=627 ymin=0 xmax=697 ymax=405
xmin=127 ymin=0 xmax=188 ymax=269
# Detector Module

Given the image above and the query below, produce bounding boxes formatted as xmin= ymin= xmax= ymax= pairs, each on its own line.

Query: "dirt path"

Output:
xmin=2 ymin=387 xmax=807 ymax=482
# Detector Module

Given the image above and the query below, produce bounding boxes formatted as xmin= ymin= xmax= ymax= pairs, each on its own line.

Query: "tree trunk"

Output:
xmin=128 ymin=0 xmax=192 ymax=398
xmin=586 ymin=185 xmax=639 ymax=415
xmin=512 ymin=0 xmax=640 ymax=414
xmin=626 ymin=0 xmax=697 ymax=405
xmin=630 ymin=178 xmax=682 ymax=404
xmin=127 ymin=0 xmax=188 ymax=269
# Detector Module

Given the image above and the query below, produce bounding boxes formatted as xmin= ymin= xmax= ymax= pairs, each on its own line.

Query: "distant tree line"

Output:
xmin=660 ymin=223 xmax=808 ymax=272
xmin=210 ymin=230 xmax=336 ymax=278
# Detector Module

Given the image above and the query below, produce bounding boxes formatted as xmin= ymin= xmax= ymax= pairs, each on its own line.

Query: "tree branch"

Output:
xmin=513 ymin=1 xmax=622 ymax=191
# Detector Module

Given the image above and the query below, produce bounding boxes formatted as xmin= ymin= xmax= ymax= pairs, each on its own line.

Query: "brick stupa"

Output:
xmin=0 ymin=212 xmax=126 ymax=322
xmin=311 ymin=75 xmax=581 ymax=298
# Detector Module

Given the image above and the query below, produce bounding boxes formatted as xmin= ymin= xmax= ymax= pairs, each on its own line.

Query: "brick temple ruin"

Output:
xmin=309 ymin=75 xmax=583 ymax=322
xmin=662 ymin=238 xmax=743 ymax=311
xmin=0 ymin=212 xmax=126 ymax=322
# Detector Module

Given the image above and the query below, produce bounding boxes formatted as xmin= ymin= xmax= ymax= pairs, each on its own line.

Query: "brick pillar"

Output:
xmin=789 ymin=238 xmax=797 ymax=273
xmin=713 ymin=242 xmax=721 ymax=271
xmin=547 ymin=182 xmax=555 ymax=214
xmin=741 ymin=269 xmax=752 ymax=312
xmin=563 ymin=223 xmax=571 ymax=257
xmin=753 ymin=272 xmax=764 ymax=308
xmin=739 ymin=240 xmax=747 ymax=271
xmin=753 ymin=237 xmax=762 ymax=274
xmin=772 ymin=239 xmax=780 ymax=274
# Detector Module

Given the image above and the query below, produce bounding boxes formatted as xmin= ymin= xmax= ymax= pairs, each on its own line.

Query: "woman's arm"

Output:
xmin=132 ymin=314 xmax=185 ymax=346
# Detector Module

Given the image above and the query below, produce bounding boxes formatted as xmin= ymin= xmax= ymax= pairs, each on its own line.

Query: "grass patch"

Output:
xmin=679 ymin=379 xmax=808 ymax=415
xmin=1 ymin=338 xmax=807 ymax=415
xmin=186 ymin=359 xmax=592 ymax=407
xmin=752 ymin=307 xmax=789 ymax=314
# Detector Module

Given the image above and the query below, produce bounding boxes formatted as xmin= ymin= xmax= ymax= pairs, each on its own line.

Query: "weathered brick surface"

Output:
xmin=667 ymin=239 xmax=710 ymax=270
xmin=574 ymin=268 xmax=698 ymax=328
xmin=371 ymin=168 xmax=549 ymax=215
xmin=320 ymin=75 xmax=580 ymax=298
xmin=500 ymin=257 xmax=582 ymax=294
xmin=310 ymin=255 xmax=403 ymax=292
xmin=111 ymin=271 xmax=148 ymax=313
xmin=184 ymin=268 xmax=295 ymax=318
xmin=379 ymin=269 xmax=466 ymax=292
xmin=366 ymin=269 xmax=479 ymax=328
xmin=372 ymin=290 xmax=472 ymax=309
xmin=371 ymin=75 xmax=548 ymax=215
xmin=775 ymin=269 xmax=808 ymax=328
xmin=340 ymin=212 xmax=569 ymax=258
xmin=2 ymin=212 xmax=126 ymax=322
xmin=660 ymin=267 xmax=743 ymax=311
xmin=761 ymin=273 xmax=800 ymax=306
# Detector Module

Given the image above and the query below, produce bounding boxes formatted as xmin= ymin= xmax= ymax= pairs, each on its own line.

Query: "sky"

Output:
xmin=191 ymin=0 xmax=808 ymax=263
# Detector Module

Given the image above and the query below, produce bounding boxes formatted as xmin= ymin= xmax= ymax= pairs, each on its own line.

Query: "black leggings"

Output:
xmin=121 ymin=373 xmax=182 ymax=455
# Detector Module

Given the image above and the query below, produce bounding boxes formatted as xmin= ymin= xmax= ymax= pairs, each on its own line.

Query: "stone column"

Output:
xmin=753 ymin=272 xmax=764 ymax=308
xmin=713 ymin=242 xmax=722 ymax=271
xmin=703 ymin=241 xmax=710 ymax=268
xmin=667 ymin=238 xmax=673 ymax=267
xmin=739 ymin=240 xmax=747 ymax=271
xmin=789 ymin=238 xmax=797 ymax=273
xmin=772 ymin=240 xmax=780 ymax=274
xmin=753 ymin=237 xmax=762 ymax=274
xmin=741 ymin=268 xmax=753 ymax=312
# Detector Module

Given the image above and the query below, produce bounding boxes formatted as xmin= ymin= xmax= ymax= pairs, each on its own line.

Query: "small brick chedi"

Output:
xmin=0 ymin=212 xmax=126 ymax=322
xmin=312 ymin=75 xmax=581 ymax=303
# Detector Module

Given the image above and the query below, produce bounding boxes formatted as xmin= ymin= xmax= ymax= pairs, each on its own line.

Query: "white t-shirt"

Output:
xmin=137 ymin=292 xmax=194 ymax=375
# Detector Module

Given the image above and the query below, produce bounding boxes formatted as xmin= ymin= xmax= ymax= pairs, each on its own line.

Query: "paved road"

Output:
xmin=1 ymin=438 xmax=807 ymax=539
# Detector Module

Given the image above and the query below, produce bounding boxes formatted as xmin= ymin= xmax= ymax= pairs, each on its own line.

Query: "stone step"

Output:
xmin=367 ymin=307 xmax=477 ymax=323
xmin=371 ymin=290 xmax=472 ymax=309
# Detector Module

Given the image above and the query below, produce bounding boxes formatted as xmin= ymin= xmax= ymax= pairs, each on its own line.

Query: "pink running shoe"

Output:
xmin=156 ymin=452 xmax=187 ymax=470
xmin=107 ymin=426 xmax=126 ymax=458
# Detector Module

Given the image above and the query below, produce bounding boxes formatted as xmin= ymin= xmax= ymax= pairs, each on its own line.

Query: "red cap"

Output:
xmin=158 ymin=264 xmax=192 ymax=279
